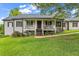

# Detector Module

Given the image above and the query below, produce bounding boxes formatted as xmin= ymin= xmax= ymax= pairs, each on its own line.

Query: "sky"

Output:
xmin=0 ymin=3 xmax=40 ymax=24
xmin=0 ymin=3 xmax=77 ymax=24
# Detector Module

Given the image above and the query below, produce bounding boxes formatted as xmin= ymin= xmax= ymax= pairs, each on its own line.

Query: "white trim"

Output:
xmin=54 ymin=20 xmax=57 ymax=33
xmin=42 ymin=20 xmax=44 ymax=35
xmin=35 ymin=20 xmax=37 ymax=35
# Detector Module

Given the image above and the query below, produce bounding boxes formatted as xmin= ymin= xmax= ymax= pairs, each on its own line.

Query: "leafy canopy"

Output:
xmin=33 ymin=3 xmax=79 ymax=19
xmin=9 ymin=8 xmax=22 ymax=16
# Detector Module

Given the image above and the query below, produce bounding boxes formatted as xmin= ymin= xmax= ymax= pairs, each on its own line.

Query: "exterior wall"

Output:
xmin=63 ymin=21 xmax=79 ymax=30
xmin=4 ymin=20 xmax=23 ymax=35
xmin=63 ymin=22 xmax=68 ymax=30
xmin=4 ymin=21 xmax=13 ymax=35
xmin=69 ymin=22 xmax=79 ymax=30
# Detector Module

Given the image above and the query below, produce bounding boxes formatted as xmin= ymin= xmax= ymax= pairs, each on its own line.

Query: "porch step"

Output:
xmin=36 ymin=29 xmax=42 ymax=35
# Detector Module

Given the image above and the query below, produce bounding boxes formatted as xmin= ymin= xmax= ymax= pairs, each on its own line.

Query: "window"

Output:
xmin=56 ymin=21 xmax=61 ymax=27
xmin=16 ymin=21 xmax=23 ymax=27
xmin=45 ymin=21 xmax=52 ymax=25
xmin=26 ymin=20 xmax=33 ymax=25
xmin=7 ymin=22 xmax=13 ymax=27
xmin=72 ymin=22 xmax=78 ymax=27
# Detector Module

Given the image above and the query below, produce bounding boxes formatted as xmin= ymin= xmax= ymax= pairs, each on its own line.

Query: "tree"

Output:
xmin=0 ymin=24 xmax=3 ymax=34
xmin=33 ymin=4 xmax=69 ymax=18
xmin=32 ymin=3 xmax=79 ymax=18
xmin=9 ymin=8 xmax=21 ymax=16
xmin=32 ymin=3 xmax=54 ymax=9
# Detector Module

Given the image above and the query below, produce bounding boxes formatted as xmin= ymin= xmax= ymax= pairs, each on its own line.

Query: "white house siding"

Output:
xmin=4 ymin=21 xmax=13 ymax=35
xmin=63 ymin=22 xmax=68 ymax=30
xmin=68 ymin=22 xmax=79 ymax=30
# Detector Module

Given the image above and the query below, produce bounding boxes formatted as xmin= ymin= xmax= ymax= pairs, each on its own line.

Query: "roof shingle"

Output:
xmin=3 ymin=11 xmax=58 ymax=21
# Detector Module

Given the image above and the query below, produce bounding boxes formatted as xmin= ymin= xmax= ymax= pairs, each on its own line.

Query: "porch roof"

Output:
xmin=3 ymin=12 xmax=58 ymax=21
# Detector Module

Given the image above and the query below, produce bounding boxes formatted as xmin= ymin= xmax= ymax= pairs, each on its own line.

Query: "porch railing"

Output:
xmin=43 ymin=25 xmax=54 ymax=30
xmin=25 ymin=25 xmax=35 ymax=29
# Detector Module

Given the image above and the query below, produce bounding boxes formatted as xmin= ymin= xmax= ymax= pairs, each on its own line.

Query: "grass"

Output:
xmin=57 ymin=30 xmax=79 ymax=34
xmin=0 ymin=33 xmax=79 ymax=56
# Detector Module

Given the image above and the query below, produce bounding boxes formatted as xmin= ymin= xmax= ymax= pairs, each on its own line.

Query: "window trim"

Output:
xmin=72 ymin=22 xmax=78 ymax=27
xmin=7 ymin=22 xmax=13 ymax=27
xmin=16 ymin=21 xmax=23 ymax=27
xmin=56 ymin=21 xmax=61 ymax=27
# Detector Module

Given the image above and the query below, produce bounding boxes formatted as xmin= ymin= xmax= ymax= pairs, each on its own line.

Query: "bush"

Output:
xmin=12 ymin=31 xmax=25 ymax=37
xmin=0 ymin=34 xmax=9 ymax=38
xmin=0 ymin=31 xmax=4 ymax=34
xmin=44 ymin=31 xmax=54 ymax=35
xmin=24 ymin=30 xmax=34 ymax=36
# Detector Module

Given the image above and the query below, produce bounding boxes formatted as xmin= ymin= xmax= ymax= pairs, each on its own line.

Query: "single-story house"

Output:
xmin=3 ymin=13 xmax=79 ymax=35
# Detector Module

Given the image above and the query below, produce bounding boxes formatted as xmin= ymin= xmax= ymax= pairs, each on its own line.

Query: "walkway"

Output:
xmin=35 ymin=32 xmax=79 ymax=38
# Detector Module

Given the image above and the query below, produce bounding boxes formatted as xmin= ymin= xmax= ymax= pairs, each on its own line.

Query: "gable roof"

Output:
xmin=3 ymin=11 xmax=58 ymax=21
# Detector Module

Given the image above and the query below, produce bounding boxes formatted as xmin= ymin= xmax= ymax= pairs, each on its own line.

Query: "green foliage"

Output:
xmin=33 ymin=3 xmax=54 ymax=9
xmin=24 ymin=30 xmax=34 ymax=36
xmin=44 ymin=31 xmax=54 ymax=35
xmin=9 ymin=8 xmax=21 ymax=16
xmin=12 ymin=31 xmax=25 ymax=37
xmin=0 ymin=24 xmax=4 ymax=34
xmin=0 ymin=34 xmax=9 ymax=38
xmin=33 ymin=3 xmax=79 ymax=18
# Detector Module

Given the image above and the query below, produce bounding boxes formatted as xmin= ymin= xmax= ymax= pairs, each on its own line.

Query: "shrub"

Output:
xmin=44 ymin=31 xmax=54 ymax=35
xmin=0 ymin=34 xmax=9 ymax=38
xmin=0 ymin=31 xmax=4 ymax=34
xmin=12 ymin=31 xmax=25 ymax=37
xmin=24 ymin=30 xmax=34 ymax=36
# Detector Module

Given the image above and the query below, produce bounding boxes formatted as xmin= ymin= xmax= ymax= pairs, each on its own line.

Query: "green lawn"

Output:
xmin=57 ymin=30 xmax=79 ymax=34
xmin=0 ymin=33 xmax=79 ymax=56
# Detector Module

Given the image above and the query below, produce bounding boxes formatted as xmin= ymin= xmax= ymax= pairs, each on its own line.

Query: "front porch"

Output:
xmin=23 ymin=19 xmax=63 ymax=36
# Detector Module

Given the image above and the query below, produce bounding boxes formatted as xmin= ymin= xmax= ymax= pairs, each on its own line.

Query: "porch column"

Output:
xmin=42 ymin=20 xmax=44 ymax=35
xmin=54 ymin=20 xmax=57 ymax=34
xmin=13 ymin=20 xmax=15 ymax=33
xmin=22 ymin=19 xmax=23 ymax=34
xmin=52 ymin=21 xmax=54 ymax=31
xmin=13 ymin=20 xmax=16 ymax=32
xmin=67 ymin=21 xmax=69 ymax=30
xmin=35 ymin=20 xmax=37 ymax=35
xmin=22 ymin=19 xmax=26 ymax=34
xmin=61 ymin=20 xmax=63 ymax=31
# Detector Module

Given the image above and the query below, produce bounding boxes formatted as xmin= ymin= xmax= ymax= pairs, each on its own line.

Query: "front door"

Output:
xmin=36 ymin=21 xmax=42 ymax=35
xmin=37 ymin=21 xmax=41 ymax=29
xmin=7 ymin=22 xmax=13 ymax=35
